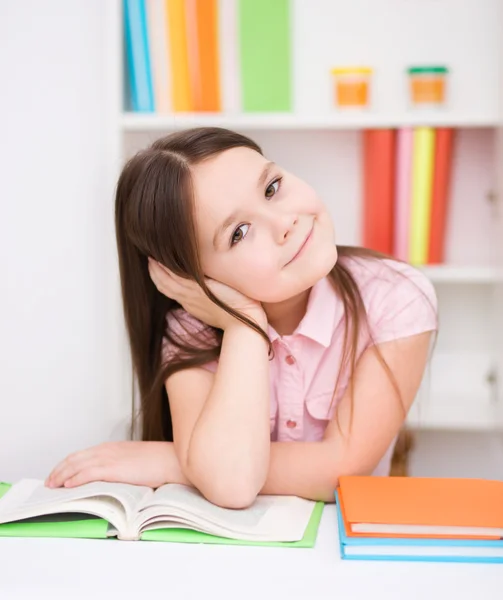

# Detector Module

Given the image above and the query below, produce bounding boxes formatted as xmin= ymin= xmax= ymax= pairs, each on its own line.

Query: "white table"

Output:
xmin=0 ymin=506 xmax=501 ymax=600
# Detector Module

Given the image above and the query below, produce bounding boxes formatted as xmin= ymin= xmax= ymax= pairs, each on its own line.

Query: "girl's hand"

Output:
xmin=148 ymin=259 xmax=266 ymax=331
xmin=45 ymin=441 xmax=189 ymax=489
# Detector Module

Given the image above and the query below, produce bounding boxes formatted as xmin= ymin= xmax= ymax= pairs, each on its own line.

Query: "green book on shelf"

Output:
xmin=238 ymin=0 xmax=292 ymax=112
xmin=0 ymin=481 xmax=323 ymax=548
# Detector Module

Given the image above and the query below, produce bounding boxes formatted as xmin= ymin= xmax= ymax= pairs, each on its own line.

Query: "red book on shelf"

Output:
xmin=362 ymin=129 xmax=396 ymax=254
xmin=428 ymin=128 xmax=455 ymax=264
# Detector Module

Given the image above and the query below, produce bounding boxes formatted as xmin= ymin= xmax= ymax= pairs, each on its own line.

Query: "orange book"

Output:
xmin=428 ymin=128 xmax=455 ymax=264
xmin=338 ymin=476 xmax=503 ymax=540
xmin=193 ymin=0 xmax=221 ymax=111
xmin=166 ymin=0 xmax=192 ymax=111
xmin=362 ymin=130 xmax=396 ymax=254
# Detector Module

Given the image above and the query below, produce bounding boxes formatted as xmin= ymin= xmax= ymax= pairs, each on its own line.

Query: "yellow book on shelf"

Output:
xmin=166 ymin=0 xmax=192 ymax=111
xmin=409 ymin=127 xmax=435 ymax=265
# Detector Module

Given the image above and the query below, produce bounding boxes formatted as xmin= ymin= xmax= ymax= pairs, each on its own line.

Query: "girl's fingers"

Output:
xmin=148 ymin=259 xmax=177 ymax=295
xmin=47 ymin=467 xmax=75 ymax=488
xmin=46 ymin=449 xmax=97 ymax=488
xmin=46 ymin=461 xmax=75 ymax=487
xmin=149 ymin=258 xmax=200 ymax=292
xmin=149 ymin=258 xmax=175 ymax=279
xmin=148 ymin=259 xmax=214 ymax=315
xmin=153 ymin=260 xmax=192 ymax=288
xmin=51 ymin=458 xmax=102 ymax=488
xmin=47 ymin=463 xmax=81 ymax=488
xmin=147 ymin=259 xmax=167 ymax=284
xmin=63 ymin=466 xmax=110 ymax=488
xmin=155 ymin=260 xmax=171 ymax=274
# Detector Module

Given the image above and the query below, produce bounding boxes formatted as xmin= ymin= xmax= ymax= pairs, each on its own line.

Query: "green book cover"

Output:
xmin=239 ymin=0 xmax=292 ymax=112
xmin=0 ymin=482 xmax=324 ymax=547
xmin=0 ymin=483 xmax=107 ymax=539
xmin=141 ymin=501 xmax=324 ymax=547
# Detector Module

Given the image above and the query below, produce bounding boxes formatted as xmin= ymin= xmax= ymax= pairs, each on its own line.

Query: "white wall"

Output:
xmin=0 ymin=1 xmax=126 ymax=481
xmin=291 ymin=0 xmax=501 ymax=118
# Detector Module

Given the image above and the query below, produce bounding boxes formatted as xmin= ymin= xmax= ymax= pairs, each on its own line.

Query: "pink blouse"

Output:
xmin=162 ymin=257 xmax=438 ymax=476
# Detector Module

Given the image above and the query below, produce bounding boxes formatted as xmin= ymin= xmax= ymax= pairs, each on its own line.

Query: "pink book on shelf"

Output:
xmin=146 ymin=0 xmax=171 ymax=113
xmin=185 ymin=0 xmax=200 ymax=111
xmin=218 ymin=0 xmax=241 ymax=113
xmin=393 ymin=128 xmax=413 ymax=261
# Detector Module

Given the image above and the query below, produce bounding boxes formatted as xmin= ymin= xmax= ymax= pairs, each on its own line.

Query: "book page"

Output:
xmin=138 ymin=484 xmax=316 ymax=542
xmin=0 ymin=479 xmax=153 ymax=523
xmin=151 ymin=485 xmax=269 ymax=526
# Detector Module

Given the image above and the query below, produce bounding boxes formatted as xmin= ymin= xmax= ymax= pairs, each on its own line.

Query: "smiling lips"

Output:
xmin=286 ymin=225 xmax=314 ymax=266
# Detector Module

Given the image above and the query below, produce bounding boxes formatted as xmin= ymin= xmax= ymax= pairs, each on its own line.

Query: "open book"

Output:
xmin=0 ymin=479 xmax=317 ymax=542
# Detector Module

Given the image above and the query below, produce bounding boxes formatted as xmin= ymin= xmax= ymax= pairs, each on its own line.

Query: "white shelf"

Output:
xmin=406 ymin=396 xmax=499 ymax=430
xmin=121 ymin=112 xmax=501 ymax=132
xmin=419 ymin=265 xmax=501 ymax=283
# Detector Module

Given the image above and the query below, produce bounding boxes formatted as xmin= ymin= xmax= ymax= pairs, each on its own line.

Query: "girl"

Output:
xmin=46 ymin=128 xmax=437 ymax=506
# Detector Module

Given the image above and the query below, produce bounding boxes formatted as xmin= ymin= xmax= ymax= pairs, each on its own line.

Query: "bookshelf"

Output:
xmin=122 ymin=112 xmax=501 ymax=132
xmin=106 ymin=0 xmax=503 ymax=433
xmin=418 ymin=266 xmax=501 ymax=284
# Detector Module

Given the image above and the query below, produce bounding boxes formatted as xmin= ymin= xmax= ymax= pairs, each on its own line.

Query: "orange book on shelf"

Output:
xmin=193 ymin=0 xmax=221 ymax=111
xmin=362 ymin=130 xmax=396 ymax=254
xmin=428 ymin=128 xmax=455 ymax=264
xmin=166 ymin=0 xmax=192 ymax=111
xmin=337 ymin=476 xmax=503 ymax=540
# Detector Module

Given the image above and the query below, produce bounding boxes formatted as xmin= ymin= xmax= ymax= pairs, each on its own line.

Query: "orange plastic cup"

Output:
xmin=407 ymin=66 xmax=448 ymax=106
xmin=331 ymin=67 xmax=372 ymax=108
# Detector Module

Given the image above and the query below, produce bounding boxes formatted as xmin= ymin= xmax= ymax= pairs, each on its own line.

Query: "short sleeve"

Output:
xmin=362 ymin=259 xmax=438 ymax=346
xmin=161 ymin=309 xmax=219 ymax=373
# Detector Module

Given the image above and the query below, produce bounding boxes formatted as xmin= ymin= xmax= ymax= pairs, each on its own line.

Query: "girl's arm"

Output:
xmin=169 ymin=330 xmax=432 ymax=506
xmin=263 ymin=330 xmax=432 ymax=501
xmin=46 ymin=330 xmax=431 ymax=499
xmin=169 ymin=320 xmax=271 ymax=508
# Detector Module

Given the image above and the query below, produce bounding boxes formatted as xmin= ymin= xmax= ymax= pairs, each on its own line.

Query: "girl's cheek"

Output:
xmin=236 ymin=260 xmax=276 ymax=290
xmin=252 ymin=254 xmax=278 ymax=275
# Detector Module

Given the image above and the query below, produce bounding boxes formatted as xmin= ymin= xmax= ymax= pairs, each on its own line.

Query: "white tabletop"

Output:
xmin=0 ymin=506 xmax=501 ymax=600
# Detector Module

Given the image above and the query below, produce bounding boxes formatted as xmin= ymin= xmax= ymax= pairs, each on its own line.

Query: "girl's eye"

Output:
xmin=265 ymin=177 xmax=282 ymax=198
xmin=231 ymin=223 xmax=249 ymax=246
xmin=229 ymin=177 xmax=282 ymax=247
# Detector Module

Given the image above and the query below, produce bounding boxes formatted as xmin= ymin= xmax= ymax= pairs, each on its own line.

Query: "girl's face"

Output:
xmin=191 ymin=147 xmax=338 ymax=303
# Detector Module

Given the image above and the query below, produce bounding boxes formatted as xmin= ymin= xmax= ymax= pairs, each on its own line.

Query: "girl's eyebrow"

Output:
xmin=212 ymin=161 xmax=276 ymax=250
xmin=257 ymin=161 xmax=275 ymax=188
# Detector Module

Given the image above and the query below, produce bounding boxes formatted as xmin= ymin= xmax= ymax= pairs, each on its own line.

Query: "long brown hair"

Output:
xmin=115 ymin=127 xmax=403 ymax=442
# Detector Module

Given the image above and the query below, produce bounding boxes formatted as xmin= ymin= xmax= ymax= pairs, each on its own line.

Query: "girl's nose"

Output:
xmin=274 ymin=213 xmax=299 ymax=244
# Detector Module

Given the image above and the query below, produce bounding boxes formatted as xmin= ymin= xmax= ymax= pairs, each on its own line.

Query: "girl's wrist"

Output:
xmin=161 ymin=442 xmax=192 ymax=486
xmin=223 ymin=311 xmax=268 ymax=333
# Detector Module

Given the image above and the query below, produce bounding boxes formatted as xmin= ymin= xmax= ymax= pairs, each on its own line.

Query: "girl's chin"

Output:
xmin=255 ymin=283 xmax=315 ymax=305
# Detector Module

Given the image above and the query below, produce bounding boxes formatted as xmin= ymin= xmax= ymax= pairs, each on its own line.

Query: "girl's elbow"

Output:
xmin=200 ymin=479 xmax=259 ymax=509
xmin=185 ymin=458 xmax=261 ymax=508
xmin=186 ymin=447 xmax=267 ymax=508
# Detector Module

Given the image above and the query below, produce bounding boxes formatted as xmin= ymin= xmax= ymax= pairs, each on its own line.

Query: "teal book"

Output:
xmin=238 ymin=0 xmax=292 ymax=111
xmin=0 ymin=481 xmax=323 ymax=547
xmin=123 ymin=0 xmax=155 ymax=112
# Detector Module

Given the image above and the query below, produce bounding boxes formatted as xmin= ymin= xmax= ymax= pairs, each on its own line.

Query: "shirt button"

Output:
xmin=285 ymin=354 xmax=295 ymax=365
xmin=286 ymin=420 xmax=297 ymax=429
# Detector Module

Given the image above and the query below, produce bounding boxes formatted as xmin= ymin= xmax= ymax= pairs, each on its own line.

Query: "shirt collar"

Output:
xmin=267 ymin=276 xmax=343 ymax=348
